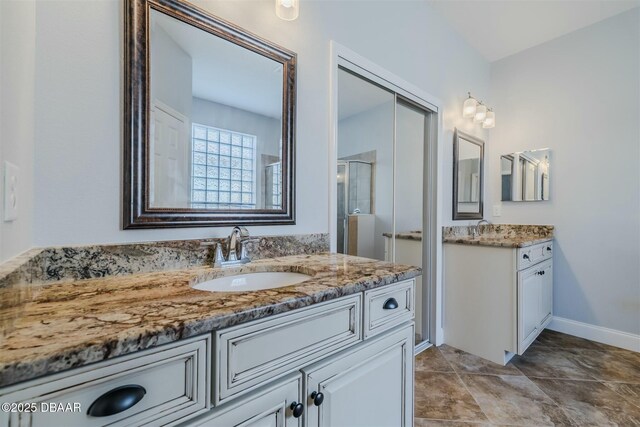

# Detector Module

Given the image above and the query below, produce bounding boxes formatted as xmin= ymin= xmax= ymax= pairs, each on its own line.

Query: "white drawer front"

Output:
xmin=215 ymin=294 xmax=362 ymax=405
xmin=517 ymin=241 xmax=552 ymax=270
xmin=363 ymin=279 xmax=415 ymax=339
xmin=1 ymin=335 xmax=209 ymax=427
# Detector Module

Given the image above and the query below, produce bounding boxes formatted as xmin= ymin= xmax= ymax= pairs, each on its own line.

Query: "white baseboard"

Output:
xmin=548 ymin=316 xmax=640 ymax=352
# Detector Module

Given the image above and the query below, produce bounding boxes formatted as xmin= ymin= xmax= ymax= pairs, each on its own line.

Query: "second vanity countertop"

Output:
xmin=0 ymin=253 xmax=420 ymax=388
xmin=442 ymin=235 xmax=552 ymax=248
xmin=442 ymin=224 xmax=554 ymax=248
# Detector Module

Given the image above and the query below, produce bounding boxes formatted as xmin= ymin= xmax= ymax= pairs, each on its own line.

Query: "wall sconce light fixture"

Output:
xmin=276 ymin=0 xmax=299 ymax=21
xmin=463 ymin=92 xmax=495 ymax=129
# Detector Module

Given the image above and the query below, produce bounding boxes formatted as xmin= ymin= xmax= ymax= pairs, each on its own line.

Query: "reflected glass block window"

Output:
xmin=192 ymin=124 xmax=256 ymax=209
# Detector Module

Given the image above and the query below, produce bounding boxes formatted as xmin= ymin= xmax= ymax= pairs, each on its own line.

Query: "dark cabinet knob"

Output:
xmin=523 ymin=254 xmax=530 ymax=260
xmin=87 ymin=385 xmax=146 ymax=417
xmin=383 ymin=298 xmax=399 ymax=310
xmin=311 ymin=391 xmax=324 ymax=406
xmin=290 ymin=402 xmax=304 ymax=418
xmin=546 ymin=246 xmax=552 ymax=252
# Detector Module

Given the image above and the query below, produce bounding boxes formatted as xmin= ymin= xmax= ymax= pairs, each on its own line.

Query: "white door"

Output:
xmin=518 ymin=266 xmax=542 ymax=353
xmin=190 ymin=375 xmax=303 ymax=427
xmin=539 ymin=260 xmax=553 ymax=327
xmin=304 ymin=325 xmax=413 ymax=427
xmin=150 ymin=101 xmax=189 ymax=208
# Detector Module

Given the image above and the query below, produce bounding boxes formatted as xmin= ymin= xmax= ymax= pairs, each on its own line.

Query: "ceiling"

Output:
xmin=429 ymin=0 xmax=640 ymax=62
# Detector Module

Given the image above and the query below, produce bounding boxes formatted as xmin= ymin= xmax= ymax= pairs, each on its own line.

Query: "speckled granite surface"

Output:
xmin=443 ymin=224 xmax=554 ymax=248
xmin=382 ymin=231 xmax=422 ymax=241
xmin=0 ymin=253 xmax=420 ymax=388
xmin=0 ymin=234 xmax=329 ymax=288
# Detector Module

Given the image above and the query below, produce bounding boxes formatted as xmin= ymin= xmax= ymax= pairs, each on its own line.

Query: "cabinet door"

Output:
xmin=539 ymin=260 xmax=553 ymax=328
xmin=303 ymin=324 xmax=413 ymax=427
xmin=518 ymin=266 xmax=542 ymax=354
xmin=189 ymin=374 xmax=302 ymax=427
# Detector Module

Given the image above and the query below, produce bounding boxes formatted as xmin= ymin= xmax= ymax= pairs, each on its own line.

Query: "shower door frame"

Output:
xmin=329 ymin=41 xmax=444 ymax=351
xmin=337 ymin=160 xmax=374 ymax=253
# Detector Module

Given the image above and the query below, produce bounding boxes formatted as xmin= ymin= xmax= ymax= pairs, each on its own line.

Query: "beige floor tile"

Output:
xmin=532 ymin=377 xmax=640 ymax=426
xmin=561 ymin=348 xmax=640 ymax=383
xmin=512 ymin=344 xmax=596 ymax=380
xmin=439 ymin=344 xmax=523 ymax=376
xmin=414 ymin=371 xmax=488 ymax=422
xmin=460 ymin=374 xmax=575 ymax=426
xmin=416 ymin=346 xmax=454 ymax=373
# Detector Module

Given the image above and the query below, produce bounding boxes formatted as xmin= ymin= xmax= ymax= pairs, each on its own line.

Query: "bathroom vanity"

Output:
xmin=0 ymin=253 xmax=419 ymax=426
xmin=443 ymin=225 xmax=554 ymax=365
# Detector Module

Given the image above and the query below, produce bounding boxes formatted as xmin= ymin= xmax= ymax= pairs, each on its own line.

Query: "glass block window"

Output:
xmin=191 ymin=124 xmax=256 ymax=209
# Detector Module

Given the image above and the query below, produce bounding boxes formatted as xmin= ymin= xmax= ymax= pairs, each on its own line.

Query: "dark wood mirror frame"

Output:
xmin=123 ymin=0 xmax=296 ymax=229
xmin=452 ymin=129 xmax=484 ymax=220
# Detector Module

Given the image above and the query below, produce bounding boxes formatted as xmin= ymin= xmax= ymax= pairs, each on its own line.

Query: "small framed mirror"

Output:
xmin=501 ymin=148 xmax=550 ymax=202
xmin=453 ymin=129 xmax=484 ymax=220
xmin=123 ymin=0 xmax=296 ymax=228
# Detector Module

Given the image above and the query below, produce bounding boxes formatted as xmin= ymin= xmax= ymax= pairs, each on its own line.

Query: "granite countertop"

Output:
xmin=0 ymin=253 xmax=420 ymax=388
xmin=382 ymin=231 xmax=422 ymax=241
xmin=442 ymin=224 xmax=554 ymax=248
xmin=442 ymin=235 xmax=552 ymax=248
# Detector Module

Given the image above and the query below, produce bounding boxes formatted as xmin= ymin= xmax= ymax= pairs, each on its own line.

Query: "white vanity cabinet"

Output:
xmin=0 ymin=279 xmax=416 ymax=427
xmin=304 ymin=324 xmax=414 ymax=427
xmin=187 ymin=374 xmax=303 ymax=427
xmin=444 ymin=241 xmax=553 ymax=365
xmin=518 ymin=258 xmax=553 ymax=353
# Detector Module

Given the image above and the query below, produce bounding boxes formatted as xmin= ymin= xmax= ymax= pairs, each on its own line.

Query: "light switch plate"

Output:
xmin=4 ymin=161 xmax=18 ymax=222
xmin=492 ymin=204 xmax=502 ymax=217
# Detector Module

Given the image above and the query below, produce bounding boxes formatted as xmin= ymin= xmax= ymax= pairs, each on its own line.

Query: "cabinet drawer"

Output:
xmin=214 ymin=294 xmax=362 ymax=405
xmin=1 ymin=335 xmax=209 ymax=427
xmin=517 ymin=241 xmax=553 ymax=270
xmin=363 ymin=279 xmax=415 ymax=339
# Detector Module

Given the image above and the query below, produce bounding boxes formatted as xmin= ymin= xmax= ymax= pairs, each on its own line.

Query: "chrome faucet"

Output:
xmin=213 ymin=226 xmax=252 ymax=267
xmin=473 ymin=219 xmax=491 ymax=237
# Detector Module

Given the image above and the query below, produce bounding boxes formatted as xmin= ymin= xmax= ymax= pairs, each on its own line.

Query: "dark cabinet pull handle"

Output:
xmin=546 ymin=246 xmax=552 ymax=251
xmin=87 ymin=385 xmax=146 ymax=417
xmin=311 ymin=391 xmax=324 ymax=406
xmin=383 ymin=298 xmax=399 ymax=310
xmin=523 ymin=254 xmax=530 ymax=260
xmin=290 ymin=402 xmax=304 ymax=418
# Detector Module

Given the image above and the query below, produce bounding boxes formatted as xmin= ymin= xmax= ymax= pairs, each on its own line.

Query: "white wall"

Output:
xmin=151 ymin=24 xmax=192 ymax=119
xmin=0 ymin=0 xmax=36 ymax=262
xmin=488 ymin=9 xmax=640 ymax=335
xmin=30 ymin=0 xmax=490 ymax=247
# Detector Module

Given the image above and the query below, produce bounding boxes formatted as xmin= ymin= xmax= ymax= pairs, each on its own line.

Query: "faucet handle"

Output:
xmin=214 ymin=243 xmax=225 ymax=266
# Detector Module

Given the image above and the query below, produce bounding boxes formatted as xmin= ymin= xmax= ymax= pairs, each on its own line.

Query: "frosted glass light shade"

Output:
xmin=462 ymin=97 xmax=477 ymax=118
xmin=482 ymin=110 xmax=495 ymax=128
xmin=474 ymin=104 xmax=487 ymax=122
xmin=275 ymin=0 xmax=299 ymax=20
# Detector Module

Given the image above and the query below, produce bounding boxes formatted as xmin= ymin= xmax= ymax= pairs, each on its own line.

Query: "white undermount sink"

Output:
xmin=192 ymin=271 xmax=311 ymax=292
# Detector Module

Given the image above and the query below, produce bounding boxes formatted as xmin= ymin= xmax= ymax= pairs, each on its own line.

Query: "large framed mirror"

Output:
xmin=453 ymin=129 xmax=484 ymax=220
xmin=123 ymin=0 xmax=296 ymax=228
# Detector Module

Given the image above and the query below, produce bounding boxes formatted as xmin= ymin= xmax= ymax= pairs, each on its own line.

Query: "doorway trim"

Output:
xmin=328 ymin=41 xmax=444 ymax=348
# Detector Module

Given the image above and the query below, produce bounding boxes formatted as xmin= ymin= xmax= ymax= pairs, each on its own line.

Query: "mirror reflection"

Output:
xmin=501 ymin=148 xmax=550 ymax=202
xmin=453 ymin=130 xmax=484 ymax=219
xmin=149 ymin=9 xmax=284 ymax=210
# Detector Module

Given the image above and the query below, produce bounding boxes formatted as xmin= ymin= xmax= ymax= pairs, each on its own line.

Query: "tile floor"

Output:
xmin=414 ymin=330 xmax=640 ymax=426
